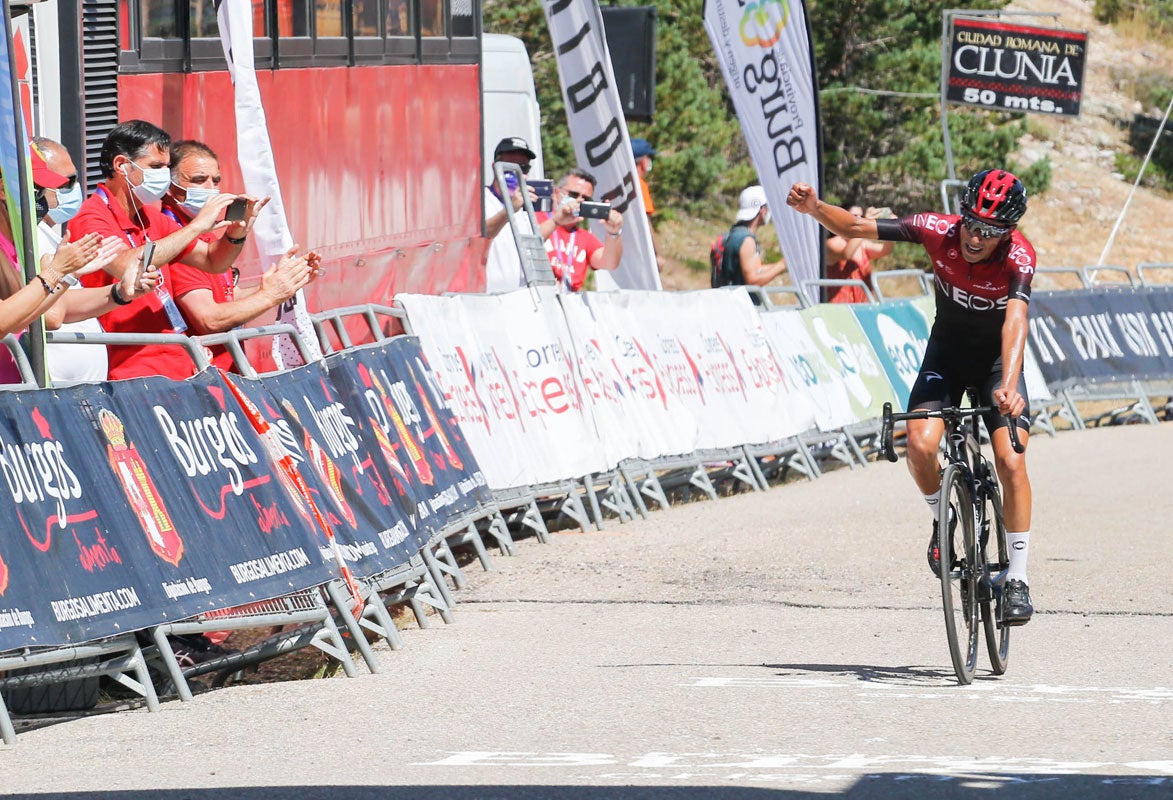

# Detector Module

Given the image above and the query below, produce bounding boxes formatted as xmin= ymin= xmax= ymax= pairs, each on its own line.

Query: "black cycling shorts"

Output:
xmin=907 ymin=335 xmax=1031 ymax=433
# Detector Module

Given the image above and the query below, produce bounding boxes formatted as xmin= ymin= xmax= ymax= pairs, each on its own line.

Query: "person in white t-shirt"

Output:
xmin=483 ymin=136 xmax=562 ymax=292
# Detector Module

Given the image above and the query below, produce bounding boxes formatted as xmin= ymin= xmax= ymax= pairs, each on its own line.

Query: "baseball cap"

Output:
xmin=735 ymin=185 xmax=768 ymax=222
xmin=30 ymin=143 xmax=69 ymax=189
xmin=631 ymin=138 xmax=656 ymax=160
xmin=493 ymin=136 xmax=537 ymax=161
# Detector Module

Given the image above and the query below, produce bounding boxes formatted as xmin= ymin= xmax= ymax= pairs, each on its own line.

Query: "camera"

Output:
xmin=579 ymin=200 xmax=611 ymax=220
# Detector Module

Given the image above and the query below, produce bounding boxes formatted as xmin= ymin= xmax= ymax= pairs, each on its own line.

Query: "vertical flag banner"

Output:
xmin=703 ymin=0 xmax=822 ymax=302
xmin=0 ymin=5 xmax=26 ymax=271
xmin=542 ymin=0 xmax=662 ymax=291
xmin=215 ymin=0 xmax=322 ymax=368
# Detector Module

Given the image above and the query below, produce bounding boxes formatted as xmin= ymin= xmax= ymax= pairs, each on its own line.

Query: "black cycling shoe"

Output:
xmin=1003 ymin=579 xmax=1034 ymax=626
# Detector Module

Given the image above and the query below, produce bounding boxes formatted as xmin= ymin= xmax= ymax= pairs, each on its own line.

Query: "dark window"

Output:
xmin=353 ymin=0 xmax=381 ymax=37
xmin=140 ymin=0 xmax=179 ymax=38
xmin=420 ymin=0 xmax=445 ymax=37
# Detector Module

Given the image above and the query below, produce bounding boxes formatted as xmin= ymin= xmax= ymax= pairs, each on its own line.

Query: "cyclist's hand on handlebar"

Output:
xmin=786 ymin=183 xmax=819 ymax=215
xmin=993 ymin=387 xmax=1026 ymax=419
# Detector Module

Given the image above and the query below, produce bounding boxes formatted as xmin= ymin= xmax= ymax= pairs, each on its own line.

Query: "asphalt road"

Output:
xmin=3 ymin=423 xmax=1170 ymax=799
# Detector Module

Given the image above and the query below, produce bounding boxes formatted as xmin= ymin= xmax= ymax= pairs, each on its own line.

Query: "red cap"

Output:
xmin=30 ymin=143 xmax=69 ymax=189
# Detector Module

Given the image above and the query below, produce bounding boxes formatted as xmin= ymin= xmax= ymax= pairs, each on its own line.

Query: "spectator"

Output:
xmin=825 ymin=204 xmax=894 ymax=303
xmin=32 ymin=138 xmax=158 ymax=384
xmin=630 ymin=137 xmax=665 ymax=271
xmin=540 ymin=169 xmax=623 ymax=292
xmin=164 ymin=139 xmax=317 ymax=372
xmin=69 ymin=120 xmax=260 ymax=380
xmin=483 ymin=136 xmax=559 ymax=292
xmin=712 ymin=185 xmax=787 ymax=290
xmin=0 ymin=171 xmax=102 ymax=384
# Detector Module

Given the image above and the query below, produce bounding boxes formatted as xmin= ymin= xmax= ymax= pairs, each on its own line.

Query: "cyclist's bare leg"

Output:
xmin=991 ymin=426 xmax=1031 ymax=531
xmin=906 ymin=415 xmax=946 ymax=495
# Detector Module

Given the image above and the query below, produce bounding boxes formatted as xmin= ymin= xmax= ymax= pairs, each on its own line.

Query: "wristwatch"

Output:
xmin=60 ymin=274 xmax=80 ymax=288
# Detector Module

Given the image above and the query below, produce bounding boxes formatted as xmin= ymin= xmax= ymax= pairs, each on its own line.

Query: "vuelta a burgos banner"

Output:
xmin=399 ymin=288 xmax=609 ymax=489
xmin=801 ymin=304 xmax=897 ymax=422
xmin=946 ymin=16 xmax=1088 ymax=117
xmin=704 ymin=0 xmax=822 ymax=302
xmin=1026 ymin=288 xmax=1173 ymax=388
xmin=759 ymin=307 xmax=851 ymax=432
xmin=234 ymin=363 xmax=422 ymax=581
xmin=541 ymin=0 xmax=661 ymax=291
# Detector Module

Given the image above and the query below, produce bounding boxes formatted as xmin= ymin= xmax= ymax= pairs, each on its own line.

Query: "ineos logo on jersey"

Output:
xmin=912 ymin=212 xmax=954 ymax=236
xmin=1007 ymin=242 xmax=1035 ymax=270
xmin=949 ymin=285 xmax=1008 ymax=311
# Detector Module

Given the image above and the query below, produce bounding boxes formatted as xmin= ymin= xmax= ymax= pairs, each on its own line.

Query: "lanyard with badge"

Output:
xmin=555 ymin=229 xmax=576 ymax=292
xmin=97 ymin=187 xmax=187 ymax=332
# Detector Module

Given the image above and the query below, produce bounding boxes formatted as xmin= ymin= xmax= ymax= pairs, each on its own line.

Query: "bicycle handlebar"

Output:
xmin=880 ymin=402 xmax=1024 ymax=463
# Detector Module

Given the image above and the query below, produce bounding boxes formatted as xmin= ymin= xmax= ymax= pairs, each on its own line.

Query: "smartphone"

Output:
xmin=136 ymin=241 xmax=156 ymax=292
xmin=579 ymin=200 xmax=611 ymax=220
xmin=224 ymin=197 xmax=248 ymax=222
xmin=528 ymin=179 xmax=554 ymax=198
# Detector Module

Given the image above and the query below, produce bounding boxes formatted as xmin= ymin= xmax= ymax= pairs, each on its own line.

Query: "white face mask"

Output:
xmin=47 ymin=182 xmax=84 ymax=224
xmin=122 ymin=160 xmax=171 ymax=204
xmin=173 ymin=181 xmax=220 ymax=215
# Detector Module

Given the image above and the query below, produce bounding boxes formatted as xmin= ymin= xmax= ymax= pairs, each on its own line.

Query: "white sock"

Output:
xmin=923 ymin=490 xmax=941 ymax=521
xmin=1007 ymin=530 xmax=1030 ymax=583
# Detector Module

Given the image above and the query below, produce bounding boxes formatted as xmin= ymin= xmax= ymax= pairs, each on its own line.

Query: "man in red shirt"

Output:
xmin=164 ymin=140 xmax=317 ymax=372
xmin=540 ymin=169 xmax=624 ymax=292
xmin=70 ymin=120 xmax=262 ymax=380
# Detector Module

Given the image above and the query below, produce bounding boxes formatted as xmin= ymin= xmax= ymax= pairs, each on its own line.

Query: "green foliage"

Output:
xmin=1094 ymin=0 xmax=1173 ymax=34
xmin=482 ymin=0 xmax=1050 ymax=215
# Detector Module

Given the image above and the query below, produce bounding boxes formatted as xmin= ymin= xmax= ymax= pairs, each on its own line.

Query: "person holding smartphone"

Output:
xmin=164 ymin=140 xmax=319 ymax=373
xmin=538 ymin=169 xmax=624 ymax=292
xmin=70 ymin=121 xmax=266 ymax=380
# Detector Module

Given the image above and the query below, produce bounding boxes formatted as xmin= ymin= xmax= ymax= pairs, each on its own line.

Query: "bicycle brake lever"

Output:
xmin=881 ymin=402 xmax=898 ymax=462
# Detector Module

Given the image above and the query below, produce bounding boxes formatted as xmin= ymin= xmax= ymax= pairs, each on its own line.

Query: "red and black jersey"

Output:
xmin=875 ymin=212 xmax=1036 ymax=343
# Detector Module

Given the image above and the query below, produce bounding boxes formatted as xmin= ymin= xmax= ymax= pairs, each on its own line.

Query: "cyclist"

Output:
xmin=787 ymin=169 xmax=1035 ymax=625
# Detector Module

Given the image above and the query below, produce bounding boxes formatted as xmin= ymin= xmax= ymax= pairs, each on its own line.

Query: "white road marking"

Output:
xmin=685 ymin=676 xmax=1171 ymax=703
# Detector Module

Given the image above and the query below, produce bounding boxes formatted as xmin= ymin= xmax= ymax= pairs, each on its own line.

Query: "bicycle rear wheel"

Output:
xmin=939 ymin=465 xmax=980 ymax=684
xmin=982 ymin=485 xmax=1012 ymax=674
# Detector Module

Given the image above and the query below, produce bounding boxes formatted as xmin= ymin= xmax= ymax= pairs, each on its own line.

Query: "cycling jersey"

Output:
xmin=875 ymin=213 xmax=1036 ymax=343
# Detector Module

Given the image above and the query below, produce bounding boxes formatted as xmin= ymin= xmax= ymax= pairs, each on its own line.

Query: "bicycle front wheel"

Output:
xmin=982 ymin=485 xmax=1011 ymax=674
xmin=939 ymin=464 xmax=980 ymax=685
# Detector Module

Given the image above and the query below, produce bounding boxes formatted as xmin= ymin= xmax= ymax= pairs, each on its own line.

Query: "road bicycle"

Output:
xmin=880 ymin=395 xmax=1024 ymax=685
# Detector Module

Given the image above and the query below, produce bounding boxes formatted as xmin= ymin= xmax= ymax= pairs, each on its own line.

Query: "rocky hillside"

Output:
xmin=655 ymin=0 xmax=1173 ymax=291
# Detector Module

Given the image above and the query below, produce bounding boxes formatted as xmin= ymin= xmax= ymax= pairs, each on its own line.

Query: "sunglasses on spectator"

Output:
xmin=961 ymin=214 xmax=1010 ymax=239
xmin=564 ymin=190 xmax=593 ymax=201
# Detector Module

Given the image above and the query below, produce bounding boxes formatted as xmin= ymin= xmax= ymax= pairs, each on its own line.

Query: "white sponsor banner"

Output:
xmin=542 ymin=0 xmax=661 ymax=291
xmin=399 ymin=288 xmax=611 ymax=489
xmin=759 ymin=309 xmax=854 ymax=431
xmin=217 ymin=1 xmax=322 ymax=368
xmin=703 ymin=0 xmax=821 ymax=303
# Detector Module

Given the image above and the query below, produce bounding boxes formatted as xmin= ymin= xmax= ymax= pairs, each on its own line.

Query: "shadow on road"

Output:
xmin=5 ymin=776 xmax=1168 ymax=800
xmin=765 ymin=662 xmax=967 ymax=685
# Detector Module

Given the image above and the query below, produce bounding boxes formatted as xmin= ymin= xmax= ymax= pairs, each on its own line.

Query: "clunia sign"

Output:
xmin=946 ymin=17 xmax=1088 ymax=117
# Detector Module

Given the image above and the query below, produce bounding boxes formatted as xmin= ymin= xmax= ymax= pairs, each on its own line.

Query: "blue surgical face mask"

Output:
xmin=47 ymin=182 xmax=84 ymax=224
xmin=122 ymin=160 xmax=171 ymax=204
xmin=174 ymin=181 xmax=220 ymax=215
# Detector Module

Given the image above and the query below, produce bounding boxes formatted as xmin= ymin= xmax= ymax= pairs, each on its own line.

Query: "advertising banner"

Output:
xmin=852 ymin=300 xmax=932 ymax=411
xmin=1027 ymin=289 xmax=1173 ymax=387
xmin=800 ymin=304 xmax=897 ymax=422
xmin=242 ymin=363 xmax=423 ymax=580
xmin=400 ymin=289 xmax=609 ymax=488
xmin=703 ymin=0 xmax=822 ymax=301
xmin=946 ymin=16 xmax=1088 ymax=117
xmin=758 ymin=308 xmax=851 ymax=431
xmin=541 ymin=0 xmax=662 ymax=291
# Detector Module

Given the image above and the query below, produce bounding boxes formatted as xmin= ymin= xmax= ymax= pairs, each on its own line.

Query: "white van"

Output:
xmin=482 ymin=33 xmax=544 ymax=182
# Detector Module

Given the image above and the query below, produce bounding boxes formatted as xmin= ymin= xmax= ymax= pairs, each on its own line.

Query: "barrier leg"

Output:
xmin=112 ymin=641 xmax=160 ymax=711
xmin=325 ymin=580 xmax=381 ymax=674
xmin=688 ymin=462 xmax=719 ymax=502
xmin=421 ymin=546 xmax=457 ymax=623
xmin=482 ymin=511 xmax=516 ymax=556
xmin=515 ymin=498 xmax=551 ymax=544
xmin=360 ymin=585 xmax=406 ymax=651
xmin=429 ymin=537 xmax=467 ymax=592
xmin=150 ymin=626 xmax=194 ymax=702
xmin=582 ymin=475 xmax=605 ymax=530
xmin=618 ymin=463 xmax=650 ymax=519
xmin=600 ymin=472 xmax=636 ymax=522
xmin=559 ymin=486 xmax=592 ymax=532
xmin=311 ymin=588 xmax=360 ymax=677
xmin=743 ymin=447 xmax=771 ymax=491
xmin=731 ymin=451 xmax=765 ymax=492
xmin=458 ymin=521 xmax=494 ymax=571
xmin=0 ymin=694 xmax=16 ymax=745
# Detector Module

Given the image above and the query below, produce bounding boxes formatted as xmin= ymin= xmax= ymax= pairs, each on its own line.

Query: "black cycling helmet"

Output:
xmin=960 ymin=169 xmax=1027 ymax=225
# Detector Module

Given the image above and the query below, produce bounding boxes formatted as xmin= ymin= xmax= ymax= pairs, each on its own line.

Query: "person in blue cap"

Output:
xmin=630 ymin=137 xmax=664 ymax=270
